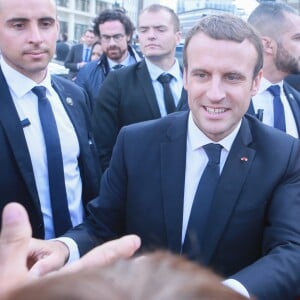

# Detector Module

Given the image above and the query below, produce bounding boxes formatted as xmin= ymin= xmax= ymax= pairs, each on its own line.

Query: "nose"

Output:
xmin=147 ymin=28 xmax=157 ymax=40
xmin=206 ymin=78 xmax=226 ymax=102
xmin=28 ymin=24 xmax=43 ymax=44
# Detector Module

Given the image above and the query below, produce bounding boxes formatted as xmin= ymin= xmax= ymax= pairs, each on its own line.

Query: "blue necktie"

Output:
xmin=32 ymin=86 xmax=72 ymax=237
xmin=182 ymin=143 xmax=222 ymax=261
xmin=112 ymin=64 xmax=124 ymax=70
xmin=267 ymin=85 xmax=286 ymax=132
xmin=157 ymin=73 xmax=176 ymax=114
xmin=84 ymin=48 xmax=90 ymax=62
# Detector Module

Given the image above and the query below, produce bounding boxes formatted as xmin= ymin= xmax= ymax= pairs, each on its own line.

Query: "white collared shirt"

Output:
xmin=0 ymin=58 xmax=84 ymax=239
xmin=145 ymin=58 xmax=183 ymax=117
xmin=251 ymin=77 xmax=298 ymax=138
xmin=182 ymin=113 xmax=241 ymax=244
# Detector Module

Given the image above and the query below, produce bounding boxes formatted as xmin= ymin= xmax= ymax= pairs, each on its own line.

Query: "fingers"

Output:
xmin=63 ymin=234 xmax=141 ymax=274
xmin=28 ymin=240 xmax=70 ymax=277
xmin=0 ymin=203 xmax=32 ymax=294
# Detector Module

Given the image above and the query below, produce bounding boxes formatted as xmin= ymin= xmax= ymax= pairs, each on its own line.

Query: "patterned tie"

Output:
xmin=267 ymin=85 xmax=286 ymax=132
xmin=32 ymin=86 xmax=72 ymax=237
xmin=157 ymin=73 xmax=176 ymax=114
xmin=182 ymin=143 xmax=222 ymax=261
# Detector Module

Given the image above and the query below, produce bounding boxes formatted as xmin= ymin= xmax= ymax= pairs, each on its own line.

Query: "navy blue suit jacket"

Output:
xmin=64 ymin=44 xmax=87 ymax=79
xmin=68 ymin=111 xmax=300 ymax=300
xmin=247 ymin=81 xmax=300 ymax=135
xmin=92 ymin=59 xmax=188 ymax=171
xmin=0 ymin=69 xmax=101 ymax=238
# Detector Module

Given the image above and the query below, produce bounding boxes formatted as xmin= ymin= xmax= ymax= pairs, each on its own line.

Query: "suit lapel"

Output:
xmin=0 ymin=68 xmax=40 ymax=207
xmin=283 ymin=82 xmax=300 ymax=136
xmin=136 ymin=60 xmax=161 ymax=118
xmin=201 ymin=118 xmax=256 ymax=264
xmin=161 ymin=112 xmax=189 ymax=253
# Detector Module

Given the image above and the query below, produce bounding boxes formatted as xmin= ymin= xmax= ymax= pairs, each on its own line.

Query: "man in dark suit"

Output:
xmin=0 ymin=0 xmax=101 ymax=239
xmin=92 ymin=4 xmax=188 ymax=171
xmin=25 ymin=14 xmax=300 ymax=300
xmin=247 ymin=2 xmax=300 ymax=138
xmin=55 ymin=33 xmax=70 ymax=62
xmin=64 ymin=28 xmax=96 ymax=80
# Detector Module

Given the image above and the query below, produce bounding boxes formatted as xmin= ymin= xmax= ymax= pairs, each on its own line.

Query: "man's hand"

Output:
xmin=0 ymin=203 xmax=33 ymax=297
xmin=0 ymin=202 xmax=141 ymax=299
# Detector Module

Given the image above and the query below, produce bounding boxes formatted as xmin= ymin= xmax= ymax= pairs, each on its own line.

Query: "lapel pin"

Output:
xmin=288 ymin=93 xmax=295 ymax=101
xmin=66 ymin=97 xmax=73 ymax=106
xmin=240 ymin=157 xmax=248 ymax=162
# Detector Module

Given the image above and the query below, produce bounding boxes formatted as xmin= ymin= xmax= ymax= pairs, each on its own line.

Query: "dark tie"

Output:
xmin=32 ymin=86 xmax=72 ymax=237
xmin=157 ymin=73 xmax=176 ymax=114
xmin=182 ymin=143 xmax=222 ymax=261
xmin=84 ymin=48 xmax=90 ymax=62
xmin=267 ymin=85 xmax=286 ymax=132
xmin=112 ymin=64 xmax=124 ymax=70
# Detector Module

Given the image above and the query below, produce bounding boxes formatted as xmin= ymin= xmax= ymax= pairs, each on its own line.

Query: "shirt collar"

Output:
xmin=0 ymin=57 xmax=53 ymax=98
xmin=144 ymin=57 xmax=182 ymax=82
xmin=188 ymin=112 xmax=241 ymax=152
xmin=258 ymin=77 xmax=284 ymax=95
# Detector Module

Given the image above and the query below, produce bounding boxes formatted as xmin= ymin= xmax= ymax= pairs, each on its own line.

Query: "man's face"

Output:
xmin=99 ymin=20 xmax=130 ymax=62
xmin=0 ymin=0 xmax=59 ymax=82
xmin=274 ymin=12 xmax=300 ymax=75
xmin=83 ymin=31 xmax=95 ymax=47
xmin=138 ymin=9 xmax=181 ymax=61
xmin=184 ymin=32 xmax=262 ymax=142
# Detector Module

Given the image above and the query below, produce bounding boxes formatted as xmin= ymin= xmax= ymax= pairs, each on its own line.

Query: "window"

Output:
xmin=75 ymin=0 xmax=90 ymax=12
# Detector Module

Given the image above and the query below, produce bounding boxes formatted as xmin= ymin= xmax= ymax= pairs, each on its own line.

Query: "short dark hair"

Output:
xmin=139 ymin=4 xmax=180 ymax=32
xmin=248 ymin=2 xmax=298 ymax=40
xmin=93 ymin=8 xmax=135 ymax=41
xmin=183 ymin=14 xmax=263 ymax=79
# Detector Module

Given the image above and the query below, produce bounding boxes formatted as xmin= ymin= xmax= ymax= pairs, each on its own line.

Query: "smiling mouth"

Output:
xmin=205 ymin=106 xmax=227 ymax=114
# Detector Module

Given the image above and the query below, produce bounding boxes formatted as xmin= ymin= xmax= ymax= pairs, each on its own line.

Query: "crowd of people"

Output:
xmin=1 ymin=0 xmax=300 ymax=299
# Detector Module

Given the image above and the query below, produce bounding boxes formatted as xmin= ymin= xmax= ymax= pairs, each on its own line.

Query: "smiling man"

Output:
xmin=26 ymin=14 xmax=300 ymax=300
xmin=0 ymin=0 xmax=101 ymax=239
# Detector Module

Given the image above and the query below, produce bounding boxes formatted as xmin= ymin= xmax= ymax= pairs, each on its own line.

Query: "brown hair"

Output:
xmin=183 ymin=14 xmax=263 ymax=79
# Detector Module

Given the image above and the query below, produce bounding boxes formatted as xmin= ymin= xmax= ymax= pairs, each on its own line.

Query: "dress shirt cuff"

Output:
xmin=55 ymin=237 xmax=80 ymax=265
xmin=222 ymin=279 xmax=250 ymax=298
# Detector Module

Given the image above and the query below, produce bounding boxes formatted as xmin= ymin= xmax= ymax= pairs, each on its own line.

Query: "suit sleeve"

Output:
xmin=63 ymin=126 xmax=128 ymax=255
xmin=64 ymin=46 xmax=80 ymax=72
xmin=92 ymin=71 xmax=121 ymax=171
xmin=231 ymin=138 xmax=300 ymax=300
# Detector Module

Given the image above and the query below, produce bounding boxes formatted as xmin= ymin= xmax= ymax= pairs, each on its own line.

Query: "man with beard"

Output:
xmin=74 ymin=9 xmax=141 ymax=108
xmin=247 ymin=2 xmax=300 ymax=138
xmin=92 ymin=4 xmax=188 ymax=171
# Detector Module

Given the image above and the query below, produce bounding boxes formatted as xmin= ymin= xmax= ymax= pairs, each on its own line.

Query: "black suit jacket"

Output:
xmin=247 ymin=81 xmax=300 ymax=135
xmin=0 ymin=69 xmax=101 ymax=238
xmin=92 ymin=59 xmax=188 ymax=170
xmin=68 ymin=111 xmax=300 ymax=300
xmin=64 ymin=44 xmax=87 ymax=79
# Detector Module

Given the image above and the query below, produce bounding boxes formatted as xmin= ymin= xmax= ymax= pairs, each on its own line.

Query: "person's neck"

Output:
xmin=147 ymin=56 xmax=176 ymax=71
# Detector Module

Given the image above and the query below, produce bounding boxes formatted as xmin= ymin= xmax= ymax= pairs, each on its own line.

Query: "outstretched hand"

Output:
xmin=0 ymin=202 xmax=141 ymax=299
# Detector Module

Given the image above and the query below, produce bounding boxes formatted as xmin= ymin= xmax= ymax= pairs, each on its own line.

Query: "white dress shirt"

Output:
xmin=145 ymin=57 xmax=183 ymax=117
xmin=252 ymin=77 xmax=298 ymax=138
xmin=0 ymin=58 xmax=84 ymax=239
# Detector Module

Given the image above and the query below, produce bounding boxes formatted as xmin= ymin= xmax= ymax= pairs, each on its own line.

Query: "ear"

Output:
xmin=261 ymin=36 xmax=275 ymax=55
xmin=250 ymin=69 xmax=263 ymax=97
xmin=175 ymin=31 xmax=182 ymax=45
